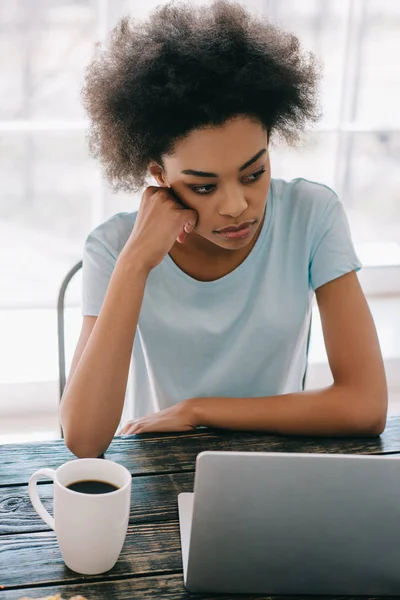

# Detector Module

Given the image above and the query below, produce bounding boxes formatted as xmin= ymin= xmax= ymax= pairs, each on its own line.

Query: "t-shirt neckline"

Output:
xmin=163 ymin=179 xmax=274 ymax=289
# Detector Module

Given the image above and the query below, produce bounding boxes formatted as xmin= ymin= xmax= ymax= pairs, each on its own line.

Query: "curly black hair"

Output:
xmin=82 ymin=0 xmax=322 ymax=193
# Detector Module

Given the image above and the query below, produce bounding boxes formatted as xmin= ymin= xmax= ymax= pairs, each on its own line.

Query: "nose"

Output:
xmin=218 ymin=187 xmax=248 ymax=217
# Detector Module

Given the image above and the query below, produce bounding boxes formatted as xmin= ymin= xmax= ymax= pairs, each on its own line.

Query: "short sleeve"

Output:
xmin=309 ymin=196 xmax=362 ymax=291
xmin=81 ymin=230 xmax=117 ymax=316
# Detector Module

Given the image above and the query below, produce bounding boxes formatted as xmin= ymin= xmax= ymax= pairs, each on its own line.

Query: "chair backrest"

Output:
xmin=57 ymin=260 xmax=83 ymax=407
xmin=302 ymin=311 xmax=312 ymax=390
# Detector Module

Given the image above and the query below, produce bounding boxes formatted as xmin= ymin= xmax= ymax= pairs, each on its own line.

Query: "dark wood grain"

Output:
xmin=2 ymin=419 xmax=400 ymax=599
xmin=0 ymin=472 xmax=194 ymax=535
xmin=0 ymin=521 xmax=182 ymax=588
xmin=1 ymin=416 xmax=400 ymax=487
xmin=2 ymin=573 xmax=397 ymax=600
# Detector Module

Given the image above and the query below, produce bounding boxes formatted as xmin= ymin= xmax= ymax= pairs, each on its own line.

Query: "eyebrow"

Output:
xmin=181 ymin=148 xmax=267 ymax=178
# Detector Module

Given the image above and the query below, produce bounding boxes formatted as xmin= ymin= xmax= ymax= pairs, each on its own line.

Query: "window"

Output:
xmin=265 ymin=0 xmax=400 ymax=286
xmin=1 ymin=0 xmax=399 ymax=441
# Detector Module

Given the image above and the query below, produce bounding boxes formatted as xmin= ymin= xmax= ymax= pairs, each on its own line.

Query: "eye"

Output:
xmin=189 ymin=184 xmax=215 ymax=195
xmin=243 ymin=167 xmax=266 ymax=183
xmin=188 ymin=167 xmax=266 ymax=195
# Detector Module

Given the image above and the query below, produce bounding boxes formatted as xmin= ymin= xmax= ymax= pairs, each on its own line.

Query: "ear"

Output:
xmin=148 ymin=161 xmax=169 ymax=187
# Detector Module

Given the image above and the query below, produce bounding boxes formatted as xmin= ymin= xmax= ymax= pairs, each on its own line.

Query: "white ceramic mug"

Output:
xmin=28 ymin=458 xmax=132 ymax=575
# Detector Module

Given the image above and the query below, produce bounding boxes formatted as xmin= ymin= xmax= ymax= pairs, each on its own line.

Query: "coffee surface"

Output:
xmin=66 ymin=479 xmax=119 ymax=494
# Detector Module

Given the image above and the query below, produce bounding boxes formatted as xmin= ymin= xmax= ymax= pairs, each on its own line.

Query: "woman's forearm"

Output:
xmin=191 ymin=384 xmax=387 ymax=437
xmin=60 ymin=250 xmax=149 ymax=458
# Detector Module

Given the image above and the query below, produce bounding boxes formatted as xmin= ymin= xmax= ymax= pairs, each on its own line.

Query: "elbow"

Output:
xmin=61 ymin=417 xmax=108 ymax=459
xmin=355 ymin=391 xmax=388 ymax=437
xmin=333 ymin=379 xmax=388 ymax=437
xmin=364 ymin=412 xmax=387 ymax=436
xmin=64 ymin=432 xmax=107 ymax=458
xmin=358 ymin=416 xmax=386 ymax=437
xmin=59 ymin=400 xmax=108 ymax=458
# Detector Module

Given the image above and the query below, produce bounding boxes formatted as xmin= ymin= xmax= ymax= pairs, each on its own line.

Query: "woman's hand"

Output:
xmin=117 ymin=399 xmax=198 ymax=435
xmin=121 ymin=185 xmax=198 ymax=273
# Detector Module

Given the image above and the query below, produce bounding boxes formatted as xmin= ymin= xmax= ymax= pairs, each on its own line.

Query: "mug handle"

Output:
xmin=28 ymin=468 xmax=56 ymax=530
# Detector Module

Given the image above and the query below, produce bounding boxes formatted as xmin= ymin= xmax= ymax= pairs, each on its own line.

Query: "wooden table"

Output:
xmin=2 ymin=417 xmax=400 ymax=600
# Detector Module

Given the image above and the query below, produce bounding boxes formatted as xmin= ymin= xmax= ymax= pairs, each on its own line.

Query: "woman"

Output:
xmin=60 ymin=0 xmax=387 ymax=458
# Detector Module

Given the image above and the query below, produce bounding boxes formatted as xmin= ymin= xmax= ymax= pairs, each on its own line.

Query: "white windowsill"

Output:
xmin=1 ymin=293 xmax=400 ymax=418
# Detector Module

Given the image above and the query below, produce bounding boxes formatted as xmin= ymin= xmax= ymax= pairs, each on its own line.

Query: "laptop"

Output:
xmin=178 ymin=450 xmax=400 ymax=595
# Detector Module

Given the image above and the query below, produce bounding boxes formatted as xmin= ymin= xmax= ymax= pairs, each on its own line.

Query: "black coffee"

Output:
xmin=66 ymin=479 xmax=119 ymax=494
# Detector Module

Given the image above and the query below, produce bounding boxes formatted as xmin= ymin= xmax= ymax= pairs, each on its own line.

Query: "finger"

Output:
xmin=178 ymin=221 xmax=194 ymax=243
xmin=177 ymin=230 xmax=186 ymax=244
xmin=118 ymin=420 xmax=137 ymax=435
xmin=132 ymin=425 xmax=144 ymax=434
xmin=124 ymin=425 xmax=143 ymax=435
xmin=120 ymin=427 xmax=135 ymax=436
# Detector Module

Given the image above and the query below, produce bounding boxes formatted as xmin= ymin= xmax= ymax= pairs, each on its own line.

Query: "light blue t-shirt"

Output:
xmin=82 ymin=177 xmax=362 ymax=425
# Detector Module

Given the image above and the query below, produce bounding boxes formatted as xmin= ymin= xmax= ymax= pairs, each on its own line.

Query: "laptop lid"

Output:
xmin=184 ymin=451 xmax=400 ymax=595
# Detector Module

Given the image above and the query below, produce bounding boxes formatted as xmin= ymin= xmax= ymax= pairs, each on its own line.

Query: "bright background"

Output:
xmin=1 ymin=0 xmax=400 ymax=443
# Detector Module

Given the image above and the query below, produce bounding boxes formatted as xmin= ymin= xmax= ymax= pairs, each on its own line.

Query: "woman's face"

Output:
xmin=149 ymin=115 xmax=271 ymax=255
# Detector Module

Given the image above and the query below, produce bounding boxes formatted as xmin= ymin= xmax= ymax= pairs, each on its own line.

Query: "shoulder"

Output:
xmin=84 ymin=211 xmax=139 ymax=259
xmin=271 ymin=176 xmax=339 ymax=216
xmin=270 ymin=177 xmax=342 ymax=241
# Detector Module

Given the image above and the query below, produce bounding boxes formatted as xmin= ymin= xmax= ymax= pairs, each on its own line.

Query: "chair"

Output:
xmin=57 ymin=260 xmax=83 ymax=404
xmin=57 ymin=261 xmax=82 ymax=438
xmin=302 ymin=311 xmax=312 ymax=390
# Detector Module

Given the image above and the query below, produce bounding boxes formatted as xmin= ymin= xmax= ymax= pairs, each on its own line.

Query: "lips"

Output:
xmin=216 ymin=220 xmax=255 ymax=233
